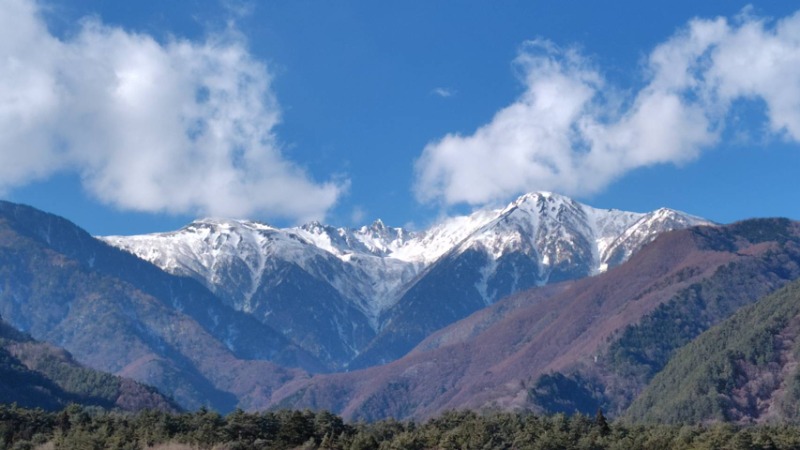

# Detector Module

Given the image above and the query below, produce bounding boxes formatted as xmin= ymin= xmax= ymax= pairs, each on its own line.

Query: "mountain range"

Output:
xmin=103 ymin=192 xmax=710 ymax=369
xmin=265 ymin=219 xmax=800 ymax=420
xmin=5 ymin=193 xmax=800 ymax=424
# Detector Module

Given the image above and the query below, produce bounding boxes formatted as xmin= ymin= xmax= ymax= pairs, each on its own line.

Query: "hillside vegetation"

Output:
xmin=273 ymin=220 xmax=800 ymax=421
xmin=528 ymin=220 xmax=800 ymax=417
xmin=4 ymin=405 xmax=800 ymax=450
xmin=606 ymin=220 xmax=800 ymax=382
xmin=627 ymin=276 xmax=800 ymax=424
xmin=5 ymin=199 xmax=800 ymax=424
xmin=0 ymin=201 xmax=308 ymax=413
xmin=0 ymin=317 xmax=177 ymax=412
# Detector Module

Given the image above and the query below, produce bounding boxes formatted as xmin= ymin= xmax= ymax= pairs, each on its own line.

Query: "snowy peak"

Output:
xmin=292 ymin=218 xmax=416 ymax=259
xmin=102 ymin=192 xmax=713 ymax=368
xmin=453 ymin=193 xmax=710 ymax=274
xmin=504 ymin=191 xmax=577 ymax=214
xmin=103 ymin=192 xmax=712 ymax=312
xmin=183 ymin=218 xmax=278 ymax=236
xmin=595 ymin=207 xmax=709 ymax=271
xmin=343 ymin=194 xmax=714 ymax=368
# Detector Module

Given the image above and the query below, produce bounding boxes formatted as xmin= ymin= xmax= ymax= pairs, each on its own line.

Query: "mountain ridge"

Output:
xmin=103 ymin=192 xmax=710 ymax=322
xmin=267 ymin=219 xmax=800 ymax=421
xmin=0 ymin=195 xmax=736 ymax=417
xmin=626 ymin=274 xmax=800 ymax=424
xmin=103 ymin=192 xmax=711 ymax=369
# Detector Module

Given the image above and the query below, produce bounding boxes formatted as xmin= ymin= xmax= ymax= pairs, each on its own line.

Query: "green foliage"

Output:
xmin=3 ymin=404 xmax=800 ymax=449
xmin=626 ymin=278 xmax=800 ymax=424
xmin=0 ymin=346 xmax=91 ymax=411
xmin=10 ymin=343 xmax=121 ymax=407
xmin=0 ymin=318 xmax=176 ymax=413
xmin=528 ymin=372 xmax=604 ymax=415
xmin=603 ymin=238 xmax=800 ymax=412
xmin=780 ymin=368 xmax=800 ymax=420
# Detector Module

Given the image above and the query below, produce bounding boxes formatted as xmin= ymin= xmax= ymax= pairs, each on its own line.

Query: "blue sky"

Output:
xmin=3 ymin=0 xmax=800 ymax=235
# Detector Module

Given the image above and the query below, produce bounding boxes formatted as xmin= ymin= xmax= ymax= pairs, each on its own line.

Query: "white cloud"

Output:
xmin=0 ymin=0 xmax=345 ymax=222
xmin=432 ymin=87 xmax=456 ymax=98
xmin=702 ymin=12 xmax=800 ymax=139
xmin=414 ymin=10 xmax=800 ymax=206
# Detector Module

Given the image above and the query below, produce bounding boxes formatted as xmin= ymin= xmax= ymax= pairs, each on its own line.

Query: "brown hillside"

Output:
xmin=271 ymin=221 xmax=800 ymax=420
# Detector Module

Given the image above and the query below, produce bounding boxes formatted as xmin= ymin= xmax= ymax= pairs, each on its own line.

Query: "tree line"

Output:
xmin=3 ymin=403 xmax=800 ymax=449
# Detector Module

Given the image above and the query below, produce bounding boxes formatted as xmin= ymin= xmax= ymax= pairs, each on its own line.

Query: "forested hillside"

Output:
xmin=627 ymin=276 xmax=800 ymax=424
xmin=3 ymin=201 xmax=800 ymax=424
xmin=0 ymin=317 xmax=177 ymax=412
xmin=528 ymin=219 xmax=800 ymax=417
xmin=0 ymin=201 xmax=309 ymax=412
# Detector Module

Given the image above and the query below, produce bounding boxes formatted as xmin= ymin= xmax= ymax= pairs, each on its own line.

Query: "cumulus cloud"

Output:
xmin=0 ymin=0 xmax=345 ymax=221
xmin=414 ymin=10 xmax=800 ymax=206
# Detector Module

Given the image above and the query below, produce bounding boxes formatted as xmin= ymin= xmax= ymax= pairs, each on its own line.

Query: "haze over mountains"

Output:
xmin=5 ymin=193 xmax=800 ymax=424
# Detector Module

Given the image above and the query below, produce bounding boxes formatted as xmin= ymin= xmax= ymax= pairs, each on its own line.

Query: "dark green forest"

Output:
xmin=0 ymin=318 xmax=176 ymax=413
xmin=626 ymin=270 xmax=800 ymax=424
xmin=3 ymin=404 xmax=800 ymax=450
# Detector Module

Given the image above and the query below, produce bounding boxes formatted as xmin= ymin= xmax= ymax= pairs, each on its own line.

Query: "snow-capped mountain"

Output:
xmin=102 ymin=192 xmax=712 ymax=369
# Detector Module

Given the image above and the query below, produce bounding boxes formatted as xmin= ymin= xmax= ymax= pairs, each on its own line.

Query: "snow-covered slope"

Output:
xmin=102 ymin=192 xmax=712 ymax=369
xmin=102 ymin=201 xmax=503 ymax=324
xmin=344 ymin=193 xmax=713 ymax=367
xmin=450 ymin=192 xmax=710 ymax=295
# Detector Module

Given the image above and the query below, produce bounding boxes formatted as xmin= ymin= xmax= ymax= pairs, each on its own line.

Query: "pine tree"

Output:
xmin=595 ymin=408 xmax=610 ymax=436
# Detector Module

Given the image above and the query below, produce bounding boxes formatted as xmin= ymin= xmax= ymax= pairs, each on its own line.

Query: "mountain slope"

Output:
xmin=626 ymin=276 xmax=800 ymax=424
xmin=269 ymin=219 xmax=800 ymax=421
xmin=351 ymin=197 xmax=710 ymax=368
xmin=0 ymin=317 xmax=177 ymax=412
xmin=0 ymin=203 xmax=318 ymax=369
xmin=0 ymin=201 xmax=311 ymax=412
xmin=105 ymin=192 xmax=710 ymax=369
xmin=103 ymin=219 xmax=378 ymax=369
xmin=572 ymin=219 xmax=800 ymax=415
